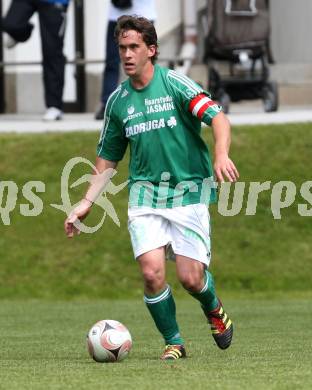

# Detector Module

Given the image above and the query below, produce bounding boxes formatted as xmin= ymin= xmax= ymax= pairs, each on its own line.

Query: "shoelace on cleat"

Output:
xmin=162 ymin=345 xmax=183 ymax=359
xmin=207 ymin=307 xmax=230 ymax=334
xmin=208 ymin=314 xmax=226 ymax=333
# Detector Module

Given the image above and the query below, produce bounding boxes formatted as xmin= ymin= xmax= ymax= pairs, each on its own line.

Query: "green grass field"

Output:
xmin=0 ymin=123 xmax=311 ymax=298
xmin=0 ymin=298 xmax=312 ymax=390
xmin=0 ymin=123 xmax=312 ymax=389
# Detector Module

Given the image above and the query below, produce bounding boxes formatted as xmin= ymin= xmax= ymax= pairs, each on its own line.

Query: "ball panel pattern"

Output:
xmin=87 ymin=319 xmax=132 ymax=363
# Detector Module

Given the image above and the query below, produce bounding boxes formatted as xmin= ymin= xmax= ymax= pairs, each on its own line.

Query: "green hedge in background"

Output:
xmin=0 ymin=122 xmax=311 ymax=299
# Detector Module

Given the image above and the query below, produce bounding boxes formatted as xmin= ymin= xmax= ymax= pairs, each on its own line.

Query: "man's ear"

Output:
xmin=148 ymin=45 xmax=156 ymax=59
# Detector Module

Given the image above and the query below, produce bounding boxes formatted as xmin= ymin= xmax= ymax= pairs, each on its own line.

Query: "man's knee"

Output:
xmin=179 ymin=272 xmax=204 ymax=293
xmin=142 ymin=267 xmax=165 ymax=292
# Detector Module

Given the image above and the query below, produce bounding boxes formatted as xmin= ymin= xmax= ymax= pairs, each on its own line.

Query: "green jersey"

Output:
xmin=97 ymin=64 xmax=221 ymax=208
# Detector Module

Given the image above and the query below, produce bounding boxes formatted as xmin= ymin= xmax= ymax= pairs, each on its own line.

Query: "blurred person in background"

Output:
xmin=95 ymin=0 xmax=156 ymax=120
xmin=2 ymin=0 xmax=70 ymax=121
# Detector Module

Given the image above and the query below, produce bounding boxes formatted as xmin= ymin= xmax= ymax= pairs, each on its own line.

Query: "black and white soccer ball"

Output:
xmin=87 ymin=320 xmax=132 ymax=363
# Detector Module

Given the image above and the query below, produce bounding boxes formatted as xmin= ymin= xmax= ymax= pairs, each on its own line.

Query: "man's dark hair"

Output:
xmin=114 ymin=15 xmax=159 ymax=64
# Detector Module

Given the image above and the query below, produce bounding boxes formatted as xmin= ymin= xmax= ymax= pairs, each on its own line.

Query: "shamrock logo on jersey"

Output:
xmin=167 ymin=116 xmax=177 ymax=128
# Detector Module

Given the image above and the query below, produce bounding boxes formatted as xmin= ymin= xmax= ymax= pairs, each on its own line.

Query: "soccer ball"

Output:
xmin=86 ymin=320 xmax=132 ymax=363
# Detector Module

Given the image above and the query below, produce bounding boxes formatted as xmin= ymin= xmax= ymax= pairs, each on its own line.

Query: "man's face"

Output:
xmin=118 ymin=30 xmax=155 ymax=77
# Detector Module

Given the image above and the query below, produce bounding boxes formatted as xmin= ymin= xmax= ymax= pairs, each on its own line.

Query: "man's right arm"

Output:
xmin=64 ymin=157 xmax=118 ymax=238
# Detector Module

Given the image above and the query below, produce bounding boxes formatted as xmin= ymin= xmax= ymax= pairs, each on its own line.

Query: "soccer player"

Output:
xmin=65 ymin=16 xmax=239 ymax=360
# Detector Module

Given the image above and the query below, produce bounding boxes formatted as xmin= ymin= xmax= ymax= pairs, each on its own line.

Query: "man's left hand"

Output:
xmin=214 ymin=153 xmax=239 ymax=183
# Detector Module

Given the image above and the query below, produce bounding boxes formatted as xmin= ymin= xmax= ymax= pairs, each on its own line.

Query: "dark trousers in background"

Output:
xmin=101 ymin=20 xmax=120 ymax=106
xmin=2 ymin=0 xmax=67 ymax=109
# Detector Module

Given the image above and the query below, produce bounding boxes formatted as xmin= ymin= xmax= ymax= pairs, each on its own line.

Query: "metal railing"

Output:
xmin=0 ymin=57 xmax=192 ymax=67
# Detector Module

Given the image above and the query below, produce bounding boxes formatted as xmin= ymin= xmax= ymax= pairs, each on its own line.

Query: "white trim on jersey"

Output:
xmin=167 ymin=70 xmax=202 ymax=96
xmin=168 ymin=70 xmax=202 ymax=92
xmin=167 ymin=76 xmax=190 ymax=99
xmin=98 ymin=85 xmax=122 ymax=155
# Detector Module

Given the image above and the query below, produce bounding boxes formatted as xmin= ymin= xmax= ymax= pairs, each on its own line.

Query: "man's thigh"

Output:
xmin=175 ymin=254 xmax=205 ymax=277
xmin=137 ymin=247 xmax=166 ymax=277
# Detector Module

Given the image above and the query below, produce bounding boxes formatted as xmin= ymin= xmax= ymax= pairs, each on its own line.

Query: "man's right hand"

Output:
xmin=64 ymin=198 xmax=93 ymax=238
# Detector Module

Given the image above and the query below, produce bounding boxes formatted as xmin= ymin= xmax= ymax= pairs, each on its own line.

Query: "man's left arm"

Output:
xmin=187 ymin=92 xmax=239 ymax=183
xmin=166 ymin=71 xmax=239 ymax=183
xmin=211 ymin=111 xmax=239 ymax=183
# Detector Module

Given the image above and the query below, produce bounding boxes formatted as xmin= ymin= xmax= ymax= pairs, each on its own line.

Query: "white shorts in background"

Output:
xmin=127 ymin=204 xmax=211 ymax=266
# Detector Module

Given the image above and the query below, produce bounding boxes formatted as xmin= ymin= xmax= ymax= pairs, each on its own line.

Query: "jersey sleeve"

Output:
xmin=167 ymin=70 xmax=222 ymax=125
xmin=97 ymin=93 xmax=128 ymax=162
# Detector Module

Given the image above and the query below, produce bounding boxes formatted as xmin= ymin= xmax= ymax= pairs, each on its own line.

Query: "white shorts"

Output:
xmin=127 ymin=204 xmax=211 ymax=266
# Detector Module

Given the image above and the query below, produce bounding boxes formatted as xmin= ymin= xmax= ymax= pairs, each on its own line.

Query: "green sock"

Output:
xmin=188 ymin=270 xmax=219 ymax=312
xmin=144 ymin=285 xmax=184 ymax=345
